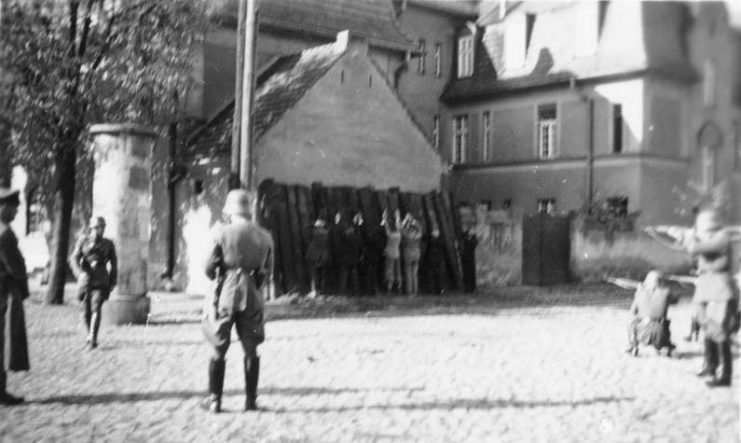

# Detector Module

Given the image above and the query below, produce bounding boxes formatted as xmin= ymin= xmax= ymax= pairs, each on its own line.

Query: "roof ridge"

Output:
xmin=252 ymin=41 xmax=347 ymax=139
xmin=185 ymin=55 xmax=285 ymax=145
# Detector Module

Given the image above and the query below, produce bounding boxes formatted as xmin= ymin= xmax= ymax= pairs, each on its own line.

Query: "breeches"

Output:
xmin=81 ymin=289 xmax=106 ymax=318
xmin=204 ymin=308 xmax=265 ymax=360
xmin=628 ymin=317 xmax=672 ymax=349
xmin=384 ymin=257 xmax=401 ymax=286
xmin=403 ymin=259 xmax=419 ymax=294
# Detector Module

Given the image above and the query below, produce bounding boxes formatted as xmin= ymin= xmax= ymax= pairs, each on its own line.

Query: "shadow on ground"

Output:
xmin=260 ymin=283 xmax=681 ymax=322
xmin=27 ymin=386 xmax=423 ymax=406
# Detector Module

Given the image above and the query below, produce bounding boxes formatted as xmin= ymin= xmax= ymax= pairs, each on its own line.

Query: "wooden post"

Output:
xmin=240 ymin=0 xmax=258 ymax=190
xmin=230 ymin=0 xmax=246 ymax=190
xmin=586 ymin=98 xmax=594 ymax=211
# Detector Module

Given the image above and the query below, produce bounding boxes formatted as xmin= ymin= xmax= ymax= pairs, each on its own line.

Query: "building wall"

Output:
xmin=444 ymin=79 xmax=649 ymax=212
xmin=683 ymin=2 xmax=741 ymax=222
xmin=256 ymin=43 xmax=444 ymax=193
xmin=396 ymin=5 xmax=467 ymax=139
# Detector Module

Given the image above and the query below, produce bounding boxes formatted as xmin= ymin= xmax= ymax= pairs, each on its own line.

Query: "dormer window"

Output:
xmin=457 ymin=34 xmax=474 ymax=78
xmin=418 ymin=39 xmax=426 ymax=75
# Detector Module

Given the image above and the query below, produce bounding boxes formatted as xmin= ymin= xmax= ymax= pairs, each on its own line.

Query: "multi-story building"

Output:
xmin=192 ymin=0 xmax=473 ymax=139
xmin=441 ymin=1 xmax=741 ymax=227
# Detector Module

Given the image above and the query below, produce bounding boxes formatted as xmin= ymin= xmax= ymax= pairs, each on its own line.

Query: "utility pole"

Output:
xmin=229 ymin=0 xmax=247 ymax=190
xmin=239 ymin=0 xmax=257 ymax=190
xmin=586 ymin=97 xmax=594 ymax=212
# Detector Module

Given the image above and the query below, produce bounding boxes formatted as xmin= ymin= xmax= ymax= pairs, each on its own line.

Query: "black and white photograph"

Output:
xmin=0 ymin=0 xmax=740 ymax=440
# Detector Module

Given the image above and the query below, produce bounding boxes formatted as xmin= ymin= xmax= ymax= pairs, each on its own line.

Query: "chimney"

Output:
xmin=336 ymin=30 xmax=349 ymax=49
xmin=336 ymin=30 xmax=368 ymax=56
xmin=499 ymin=0 xmax=507 ymax=20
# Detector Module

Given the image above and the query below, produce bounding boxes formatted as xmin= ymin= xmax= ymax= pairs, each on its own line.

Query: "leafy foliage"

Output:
xmin=0 ymin=0 xmax=210 ymax=303
xmin=1 ymin=0 xmax=209 ymax=191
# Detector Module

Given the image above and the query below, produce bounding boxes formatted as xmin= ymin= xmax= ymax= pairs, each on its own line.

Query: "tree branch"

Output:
xmin=68 ymin=0 xmax=79 ymax=58
xmin=88 ymin=1 xmax=153 ymax=73
xmin=77 ymin=0 xmax=96 ymax=57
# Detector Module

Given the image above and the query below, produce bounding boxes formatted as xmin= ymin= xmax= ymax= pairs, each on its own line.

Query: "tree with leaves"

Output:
xmin=0 ymin=0 xmax=209 ymax=304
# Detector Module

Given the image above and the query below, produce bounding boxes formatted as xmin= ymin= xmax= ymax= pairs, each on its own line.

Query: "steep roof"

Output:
xmin=443 ymin=1 xmax=697 ymax=103
xmin=210 ymin=0 xmax=417 ymax=53
xmin=406 ymin=0 xmax=479 ymax=17
xmin=188 ymin=40 xmax=346 ymax=155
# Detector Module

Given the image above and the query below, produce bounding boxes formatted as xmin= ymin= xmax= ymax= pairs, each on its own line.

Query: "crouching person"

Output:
xmin=201 ymin=189 xmax=274 ymax=413
xmin=607 ymin=271 xmax=678 ymax=356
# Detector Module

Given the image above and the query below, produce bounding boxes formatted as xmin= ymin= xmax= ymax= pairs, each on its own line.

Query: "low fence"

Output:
xmin=257 ymin=180 xmax=464 ymax=296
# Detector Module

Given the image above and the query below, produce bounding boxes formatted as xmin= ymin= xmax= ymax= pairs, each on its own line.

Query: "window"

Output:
xmin=504 ymin=14 xmax=526 ymax=70
xmin=537 ymin=104 xmax=558 ymax=159
xmin=434 ymin=42 xmax=442 ymax=77
xmin=433 ymin=115 xmax=440 ymax=150
xmin=538 ymin=198 xmax=556 ymax=215
xmin=612 ymin=104 xmax=623 ymax=153
xmin=703 ymin=59 xmax=716 ymax=107
xmin=482 ymin=111 xmax=491 ymax=161
xmin=452 ymin=115 xmax=468 ymax=163
xmin=417 ymin=39 xmax=426 ymax=75
xmin=457 ymin=35 xmax=474 ymax=78
xmin=575 ymin=3 xmax=598 ymax=57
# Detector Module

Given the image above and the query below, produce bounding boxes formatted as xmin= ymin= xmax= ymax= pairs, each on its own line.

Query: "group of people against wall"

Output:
xmin=304 ymin=208 xmax=464 ymax=297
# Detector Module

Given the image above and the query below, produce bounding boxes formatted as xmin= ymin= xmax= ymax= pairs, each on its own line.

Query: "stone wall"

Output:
xmin=470 ymin=207 xmax=522 ymax=287
xmin=571 ymin=216 xmax=692 ymax=281
xmin=471 ymin=210 xmax=692 ymax=287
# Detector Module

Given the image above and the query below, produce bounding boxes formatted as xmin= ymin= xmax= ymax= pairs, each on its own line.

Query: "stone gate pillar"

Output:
xmin=88 ymin=124 xmax=158 ymax=325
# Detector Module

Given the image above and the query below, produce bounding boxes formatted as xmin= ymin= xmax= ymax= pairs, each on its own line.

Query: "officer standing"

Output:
xmin=202 ymin=189 xmax=274 ymax=413
xmin=70 ymin=216 xmax=117 ymax=349
xmin=0 ymin=187 xmax=30 ymax=406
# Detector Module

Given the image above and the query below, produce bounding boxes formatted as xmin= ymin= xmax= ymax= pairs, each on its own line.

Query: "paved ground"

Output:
xmin=0 ymin=285 xmax=738 ymax=442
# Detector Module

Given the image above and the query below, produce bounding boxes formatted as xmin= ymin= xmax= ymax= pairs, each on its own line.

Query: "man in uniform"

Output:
xmin=0 ymin=187 xmax=30 ymax=405
xmin=69 ymin=216 xmax=117 ymax=349
xmin=650 ymin=208 xmax=739 ymax=387
xmin=202 ymin=189 xmax=273 ymax=413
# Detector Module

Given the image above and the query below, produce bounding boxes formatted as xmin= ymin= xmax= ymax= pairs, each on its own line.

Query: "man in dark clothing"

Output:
xmin=0 ymin=187 xmax=29 ymax=406
xmin=360 ymin=215 xmax=386 ymax=296
xmin=461 ymin=226 xmax=478 ymax=293
xmin=70 ymin=216 xmax=117 ymax=349
xmin=202 ymin=189 xmax=273 ymax=413
xmin=337 ymin=214 xmax=362 ymax=296
xmin=425 ymin=229 xmax=444 ymax=294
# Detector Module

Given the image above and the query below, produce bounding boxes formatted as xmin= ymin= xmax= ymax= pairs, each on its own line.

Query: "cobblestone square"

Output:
xmin=0 ymin=287 xmax=738 ymax=442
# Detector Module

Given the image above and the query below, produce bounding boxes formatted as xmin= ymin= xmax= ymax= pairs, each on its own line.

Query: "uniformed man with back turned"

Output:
xmin=202 ymin=189 xmax=274 ymax=413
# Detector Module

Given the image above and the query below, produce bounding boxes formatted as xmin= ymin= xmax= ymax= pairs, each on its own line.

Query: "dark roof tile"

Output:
xmin=212 ymin=0 xmax=417 ymax=52
xmin=188 ymin=40 xmax=346 ymax=156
